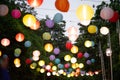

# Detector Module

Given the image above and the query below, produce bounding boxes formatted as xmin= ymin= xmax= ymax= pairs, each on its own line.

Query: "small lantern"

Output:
xmin=0 ymin=4 xmax=9 ymax=16
xmin=1 ymin=38 xmax=10 ymax=47
xmin=71 ymin=45 xmax=78 ymax=54
xmin=27 ymin=0 xmax=43 ymax=7
xmin=84 ymin=40 xmax=92 ymax=48
xmin=64 ymin=55 xmax=71 ymax=61
xmin=38 ymin=60 xmax=45 ymax=66
xmin=44 ymin=43 xmax=53 ymax=52
xmin=30 ymin=20 xmax=40 ymax=30
xmin=11 ymin=9 xmax=21 ymax=19
xmin=88 ymin=25 xmax=97 ymax=34
xmin=15 ymin=33 xmax=25 ymax=42
xmin=100 ymin=27 xmax=109 ymax=35
xmin=106 ymin=48 xmax=112 ymax=56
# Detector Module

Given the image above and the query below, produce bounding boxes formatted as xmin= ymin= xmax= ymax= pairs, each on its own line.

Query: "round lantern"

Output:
xmin=55 ymin=58 xmax=61 ymax=64
xmin=77 ymin=52 xmax=83 ymax=58
xmin=27 ymin=0 xmax=43 ymax=7
xmin=0 ymin=4 xmax=9 ymax=16
xmin=33 ymin=50 xmax=40 ymax=57
xmin=44 ymin=43 xmax=53 ymax=52
xmin=23 ymin=14 xmax=36 ymax=27
xmin=25 ymin=58 xmax=32 ymax=64
xmin=0 ymin=51 xmax=2 ymax=57
xmin=91 ymin=58 xmax=95 ymax=63
xmin=24 ymin=40 xmax=32 ymax=47
xmin=88 ymin=25 xmax=97 ymax=34
xmin=71 ymin=57 xmax=77 ymax=63
xmin=106 ymin=48 xmax=112 ymax=56
xmin=100 ymin=7 xmax=114 ymax=20
xmin=55 ymin=0 xmax=70 ymax=12
xmin=30 ymin=20 xmax=40 ymax=30
xmin=109 ymin=11 xmax=119 ymax=22
xmin=84 ymin=40 xmax=92 ymax=48
xmin=32 ymin=56 xmax=39 ymax=61
xmin=76 ymin=4 xmax=94 ymax=21
xmin=40 ymin=68 xmax=45 ymax=73
xmin=49 ymin=55 xmax=55 ymax=61
xmin=14 ymin=58 xmax=20 ymax=65
xmin=11 ymin=9 xmax=21 ymax=19
xmin=84 ymin=52 xmax=89 ymax=58
xmin=86 ymin=60 xmax=91 ymax=65
xmin=53 ymin=13 xmax=63 ymax=23
xmin=1 ymin=38 xmax=10 ymax=47
xmin=30 ymin=62 xmax=37 ymax=69
xmin=100 ymin=27 xmax=109 ymax=35
xmin=14 ymin=48 xmax=21 ymax=57
xmin=38 ymin=60 xmax=45 ymax=66
xmin=64 ymin=55 xmax=71 ymax=61
xmin=53 ymin=48 xmax=60 ymax=55
xmin=15 ymin=33 xmax=25 ymax=42
xmin=79 ymin=63 xmax=84 ymax=68
xmin=45 ymin=20 xmax=54 ymax=28
xmin=71 ymin=45 xmax=78 ymax=54
xmin=42 ymin=32 xmax=51 ymax=40
xmin=65 ymin=41 xmax=73 ymax=50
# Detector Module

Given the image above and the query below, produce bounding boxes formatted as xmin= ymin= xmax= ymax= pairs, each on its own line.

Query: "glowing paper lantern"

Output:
xmin=100 ymin=7 xmax=114 ymax=20
xmin=25 ymin=58 xmax=32 ymax=64
xmin=11 ymin=9 xmax=21 ymax=19
xmin=38 ymin=60 xmax=45 ymax=66
xmin=71 ymin=57 xmax=77 ymax=63
xmin=88 ymin=25 xmax=97 ymax=34
xmin=100 ymin=27 xmax=109 ymax=35
xmin=27 ymin=0 xmax=43 ymax=7
xmin=30 ymin=62 xmax=37 ymax=69
xmin=44 ymin=43 xmax=53 ymax=52
xmin=84 ymin=40 xmax=92 ymax=48
xmin=77 ymin=52 xmax=83 ymax=58
xmin=76 ymin=4 xmax=94 ymax=21
xmin=106 ymin=48 xmax=112 ymax=56
xmin=86 ymin=60 xmax=91 ymax=65
xmin=30 ymin=20 xmax=40 ymax=30
xmin=58 ymin=64 xmax=64 ymax=69
xmin=64 ymin=63 xmax=70 ymax=68
xmin=49 ymin=55 xmax=55 ymax=61
xmin=55 ymin=58 xmax=61 ymax=64
xmin=109 ymin=11 xmax=119 ymax=22
xmin=0 ymin=51 xmax=2 ymax=56
xmin=24 ymin=40 xmax=32 ymax=47
xmin=14 ymin=58 xmax=20 ymax=65
xmin=47 ymin=72 xmax=51 ymax=76
xmin=33 ymin=50 xmax=40 ymax=57
xmin=42 ymin=32 xmax=51 ymax=40
xmin=23 ymin=14 xmax=36 ymax=27
xmin=52 ymin=66 xmax=57 ymax=71
xmin=15 ymin=63 xmax=21 ymax=68
xmin=45 ymin=20 xmax=54 ymax=28
xmin=53 ymin=48 xmax=60 ymax=55
xmin=1 ymin=38 xmax=10 ymax=47
xmin=45 ymin=65 xmax=51 ymax=70
xmin=84 ymin=52 xmax=89 ymax=58
xmin=64 ymin=55 xmax=71 ymax=61
xmin=40 ymin=68 xmax=45 ymax=73
xmin=71 ymin=45 xmax=78 ymax=54
xmin=0 ymin=4 xmax=9 ymax=16
xmin=14 ymin=48 xmax=21 ymax=57
xmin=79 ymin=63 xmax=84 ymax=68
xmin=55 ymin=0 xmax=70 ymax=12
xmin=32 ymin=56 xmax=39 ymax=61
xmin=53 ymin=13 xmax=63 ymax=23
xmin=15 ymin=33 xmax=25 ymax=42
xmin=65 ymin=41 xmax=73 ymax=50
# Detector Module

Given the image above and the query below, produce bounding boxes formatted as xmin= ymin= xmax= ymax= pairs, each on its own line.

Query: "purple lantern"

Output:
xmin=84 ymin=52 xmax=89 ymax=58
xmin=45 ymin=19 xmax=54 ymax=28
xmin=53 ymin=48 xmax=60 ymax=55
xmin=49 ymin=55 xmax=55 ymax=61
xmin=86 ymin=60 xmax=91 ymax=65
xmin=11 ymin=9 xmax=21 ymax=19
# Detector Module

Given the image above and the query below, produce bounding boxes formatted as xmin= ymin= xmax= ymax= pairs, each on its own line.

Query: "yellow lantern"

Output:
xmin=0 ymin=51 xmax=2 ymax=56
xmin=40 ymin=68 xmax=45 ymax=73
xmin=44 ymin=43 xmax=53 ymax=52
xmin=71 ymin=45 xmax=78 ymax=54
xmin=52 ymin=66 xmax=57 ymax=71
xmin=42 ymin=32 xmax=51 ymax=40
xmin=79 ymin=63 xmax=84 ymax=68
xmin=30 ymin=62 xmax=37 ymax=69
xmin=23 ymin=14 xmax=36 ymax=27
xmin=88 ymin=25 xmax=97 ymax=34
xmin=84 ymin=40 xmax=92 ymax=48
xmin=38 ymin=60 xmax=45 ymax=66
xmin=14 ymin=58 xmax=20 ymax=65
xmin=64 ymin=55 xmax=71 ymax=61
xmin=76 ymin=4 xmax=94 ymax=21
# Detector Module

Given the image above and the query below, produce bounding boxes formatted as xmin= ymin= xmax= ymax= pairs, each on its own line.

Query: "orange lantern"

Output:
xmin=30 ymin=20 xmax=40 ymax=30
xmin=1 ymin=38 xmax=10 ymax=47
xmin=15 ymin=33 xmax=25 ymax=42
xmin=27 ymin=0 xmax=43 ymax=7
xmin=55 ymin=0 xmax=70 ymax=12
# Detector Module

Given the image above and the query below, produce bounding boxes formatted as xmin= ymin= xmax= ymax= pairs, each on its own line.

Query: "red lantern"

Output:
xmin=65 ymin=41 xmax=73 ymax=50
xmin=25 ymin=58 xmax=32 ymax=64
xmin=1 ymin=38 xmax=10 ymax=47
xmin=55 ymin=0 xmax=70 ymax=12
xmin=77 ymin=52 xmax=83 ymax=59
xmin=30 ymin=20 xmax=40 ymax=30
xmin=109 ymin=11 xmax=119 ymax=22
xmin=27 ymin=0 xmax=43 ymax=7
xmin=15 ymin=33 xmax=25 ymax=42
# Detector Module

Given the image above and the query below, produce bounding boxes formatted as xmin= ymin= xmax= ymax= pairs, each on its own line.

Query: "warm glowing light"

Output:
xmin=71 ymin=45 xmax=79 ymax=54
xmin=44 ymin=43 xmax=53 ymax=52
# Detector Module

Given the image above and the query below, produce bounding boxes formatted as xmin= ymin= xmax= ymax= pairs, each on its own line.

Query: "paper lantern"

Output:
xmin=30 ymin=62 xmax=37 ymax=69
xmin=0 ymin=4 xmax=9 ymax=16
xmin=23 ymin=14 xmax=36 ymax=27
xmin=91 ymin=59 xmax=95 ymax=63
xmin=38 ymin=60 xmax=45 ymax=66
xmin=71 ymin=45 xmax=78 ymax=54
xmin=79 ymin=63 xmax=84 ymax=68
xmin=106 ymin=48 xmax=112 ymax=56
xmin=40 ymin=68 xmax=45 ymax=73
xmin=58 ymin=64 xmax=64 ymax=69
xmin=44 ymin=43 xmax=53 ymax=52
xmin=15 ymin=33 xmax=25 ymax=42
xmin=100 ymin=27 xmax=109 ymax=35
xmin=14 ymin=58 xmax=20 ymax=65
xmin=109 ymin=11 xmax=119 ymax=22
xmin=32 ymin=56 xmax=39 ymax=61
xmin=11 ymin=9 xmax=21 ymax=19
xmin=42 ymin=32 xmax=51 ymax=40
xmin=100 ymin=7 xmax=114 ymax=20
xmin=84 ymin=52 xmax=89 ymax=58
xmin=64 ymin=63 xmax=70 ymax=68
xmin=76 ymin=4 xmax=94 ymax=21
xmin=77 ymin=52 xmax=83 ymax=58
xmin=86 ymin=60 xmax=91 ymax=65
xmin=65 ymin=41 xmax=73 ymax=50
xmin=64 ymin=55 xmax=71 ymax=61
xmin=15 ymin=63 xmax=21 ymax=68
xmin=52 ymin=66 xmax=57 ymax=71
xmin=71 ymin=57 xmax=77 ymax=63
xmin=88 ymin=25 xmax=97 ymax=34
xmin=55 ymin=58 xmax=61 ymax=64
xmin=45 ymin=20 xmax=54 ymax=28
xmin=53 ymin=13 xmax=63 ymax=23
xmin=27 ymin=0 xmax=43 ymax=7
xmin=25 ymin=58 xmax=32 ymax=64
xmin=53 ymin=48 xmax=60 ymax=55
xmin=84 ymin=40 xmax=92 ymax=48
xmin=55 ymin=0 xmax=70 ymax=12
xmin=0 ymin=51 xmax=2 ymax=57
xmin=46 ymin=65 xmax=51 ymax=70
xmin=24 ymin=40 xmax=31 ymax=47
xmin=1 ymin=38 xmax=10 ymax=47
xmin=30 ymin=20 xmax=40 ymax=30
xmin=47 ymin=72 xmax=51 ymax=76
xmin=14 ymin=48 xmax=21 ymax=57
xmin=80 ymin=20 xmax=91 ymax=26
xmin=33 ymin=50 xmax=40 ymax=57
xmin=49 ymin=55 xmax=55 ymax=61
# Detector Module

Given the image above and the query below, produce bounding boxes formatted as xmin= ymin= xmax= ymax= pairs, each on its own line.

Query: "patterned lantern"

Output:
xmin=55 ymin=0 xmax=70 ymax=12
xmin=0 ymin=4 xmax=9 ymax=16
xmin=27 ymin=0 xmax=43 ymax=7
xmin=44 ymin=43 xmax=53 ymax=52
xmin=23 ymin=14 xmax=36 ymax=27
xmin=1 ymin=38 xmax=10 ymax=47
xmin=11 ymin=9 xmax=21 ymax=19
xmin=15 ymin=33 xmax=25 ymax=42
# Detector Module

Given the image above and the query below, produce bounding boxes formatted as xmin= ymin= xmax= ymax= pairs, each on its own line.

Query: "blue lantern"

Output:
xmin=24 ymin=41 xmax=32 ymax=47
xmin=54 ymin=58 xmax=61 ymax=64
xmin=53 ymin=13 xmax=63 ymax=23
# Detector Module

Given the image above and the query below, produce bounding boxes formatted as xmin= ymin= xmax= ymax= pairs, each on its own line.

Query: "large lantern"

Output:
xmin=15 ymin=33 xmax=25 ymax=42
xmin=55 ymin=0 xmax=70 ymax=12
xmin=23 ymin=14 xmax=36 ymax=27
xmin=0 ymin=4 xmax=9 ymax=16
xmin=11 ymin=9 xmax=21 ymax=19
xmin=1 ymin=38 xmax=10 ymax=47
xmin=27 ymin=0 xmax=43 ymax=7
xmin=30 ymin=20 xmax=40 ymax=30
xmin=44 ymin=43 xmax=53 ymax=52
xmin=76 ymin=4 xmax=94 ymax=21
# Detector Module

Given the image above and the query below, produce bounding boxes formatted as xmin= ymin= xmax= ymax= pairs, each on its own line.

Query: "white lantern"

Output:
xmin=100 ymin=27 xmax=109 ymax=35
xmin=71 ymin=57 xmax=77 ymax=63
xmin=106 ymin=48 xmax=112 ymax=56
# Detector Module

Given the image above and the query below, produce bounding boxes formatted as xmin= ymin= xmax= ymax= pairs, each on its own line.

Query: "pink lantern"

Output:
xmin=0 ymin=4 xmax=9 ymax=16
xmin=100 ymin=7 xmax=114 ymax=20
xmin=11 ymin=9 xmax=21 ymax=19
xmin=15 ymin=33 xmax=25 ymax=42
xmin=1 ymin=38 xmax=10 ymax=47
